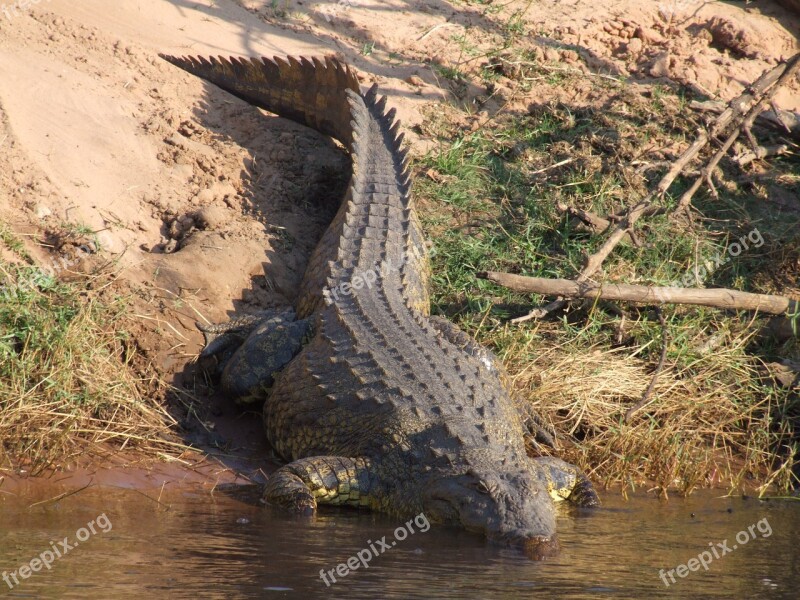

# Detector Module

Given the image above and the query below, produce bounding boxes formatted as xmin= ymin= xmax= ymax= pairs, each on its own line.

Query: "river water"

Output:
xmin=0 ymin=484 xmax=797 ymax=599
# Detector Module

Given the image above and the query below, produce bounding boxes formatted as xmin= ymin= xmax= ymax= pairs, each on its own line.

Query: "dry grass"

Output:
xmin=497 ymin=327 xmax=786 ymax=495
xmin=0 ymin=226 xmax=180 ymax=473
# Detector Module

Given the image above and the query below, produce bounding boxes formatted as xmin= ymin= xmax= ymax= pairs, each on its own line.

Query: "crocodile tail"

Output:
xmin=159 ymin=54 xmax=360 ymax=147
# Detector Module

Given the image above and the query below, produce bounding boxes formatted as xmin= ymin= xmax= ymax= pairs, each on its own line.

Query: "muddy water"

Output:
xmin=0 ymin=485 xmax=797 ymax=599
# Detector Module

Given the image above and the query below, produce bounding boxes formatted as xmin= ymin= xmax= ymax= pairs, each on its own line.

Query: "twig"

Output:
xmin=674 ymin=123 xmax=741 ymax=208
xmin=556 ymin=202 xmax=611 ymax=234
xmin=624 ymin=308 xmax=668 ymax=422
xmin=769 ymin=99 xmax=794 ymax=134
xmin=734 ymin=144 xmax=790 ymax=167
xmin=512 ymin=123 xmax=714 ymax=325
xmin=417 ymin=23 xmax=459 ymax=42
xmin=531 ymin=157 xmax=574 ymax=175
xmin=481 ymin=272 xmax=799 ymax=317
xmin=130 ymin=487 xmax=172 ymax=509
xmin=28 ymin=480 xmax=93 ymax=508
xmin=690 ymin=99 xmax=800 ymax=140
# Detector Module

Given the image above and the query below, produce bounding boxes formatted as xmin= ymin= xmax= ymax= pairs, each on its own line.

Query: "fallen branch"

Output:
xmin=734 ymin=144 xmax=789 ymax=167
xmin=689 ymin=99 xmax=800 ymax=141
xmin=675 ymin=54 xmax=800 ymax=212
xmin=509 ymin=53 xmax=800 ymax=323
xmin=480 ymin=272 xmax=799 ymax=317
xmin=555 ymin=202 xmax=662 ymax=238
xmin=556 ymin=202 xmax=612 ymax=234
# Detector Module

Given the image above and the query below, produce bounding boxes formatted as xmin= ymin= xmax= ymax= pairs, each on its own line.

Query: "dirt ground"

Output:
xmin=0 ymin=0 xmax=798 ymax=488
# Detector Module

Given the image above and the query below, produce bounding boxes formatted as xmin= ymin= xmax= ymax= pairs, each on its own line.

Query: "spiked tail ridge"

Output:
xmin=159 ymin=54 xmax=361 ymax=147
xmin=323 ymin=84 xmax=414 ymax=290
xmin=160 ymin=54 xmax=417 ymax=310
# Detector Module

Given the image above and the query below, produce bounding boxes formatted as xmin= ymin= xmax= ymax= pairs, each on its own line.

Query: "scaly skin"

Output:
xmin=161 ymin=54 xmax=599 ymax=557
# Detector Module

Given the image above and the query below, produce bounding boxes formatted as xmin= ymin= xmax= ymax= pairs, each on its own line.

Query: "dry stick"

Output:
xmin=769 ymin=99 xmax=795 ymax=135
xmin=512 ymin=188 xmax=688 ymax=323
xmin=512 ymin=116 xmax=718 ymax=324
xmin=690 ymin=99 xmax=800 ymax=140
xmin=556 ymin=202 xmax=660 ymax=238
xmin=556 ymin=201 xmax=612 ymax=234
xmin=624 ymin=307 xmax=668 ymax=423
xmin=676 ymin=54 xmax=800 ymax=211
xmin=674 ymin=122 xmax=742 ymax=208
xmin=509 ymin=54 xmax=800 ymax=324
xmin=480 ymin=273 xmax=799 ymax=316
xmin=28 ymin=480 xmax=93 ymax=508
xmin=735 ymin=144 xmax=790 ymax=167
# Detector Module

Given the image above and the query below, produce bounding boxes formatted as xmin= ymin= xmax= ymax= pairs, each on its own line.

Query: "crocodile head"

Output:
xmin=421 ymin=465 xmax=559 ymax=559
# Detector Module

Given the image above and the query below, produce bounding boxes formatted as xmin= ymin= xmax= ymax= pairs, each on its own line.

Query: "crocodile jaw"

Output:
xmin=420 ymin=464 xmax=558 ymax=556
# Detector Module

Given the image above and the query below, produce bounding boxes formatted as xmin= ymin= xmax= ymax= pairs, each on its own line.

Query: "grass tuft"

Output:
xmin=0 ymin=224 xmax=177 ymax=473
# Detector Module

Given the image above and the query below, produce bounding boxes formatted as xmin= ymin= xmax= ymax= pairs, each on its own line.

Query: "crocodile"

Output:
xmin=160 ymin=54 xmax=599 ymax=557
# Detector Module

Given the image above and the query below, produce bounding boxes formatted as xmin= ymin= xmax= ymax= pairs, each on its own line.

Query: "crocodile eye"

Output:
xmin=476 ymin=480 xmax=491 ymax=494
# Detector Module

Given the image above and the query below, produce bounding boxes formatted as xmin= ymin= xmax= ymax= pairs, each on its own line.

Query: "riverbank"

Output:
xmin=0 ymin=0 xmax=798 ymax=496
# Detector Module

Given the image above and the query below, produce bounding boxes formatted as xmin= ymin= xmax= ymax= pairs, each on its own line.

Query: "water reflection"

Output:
xmin=0 ymin=485 xmax=797 ymax=598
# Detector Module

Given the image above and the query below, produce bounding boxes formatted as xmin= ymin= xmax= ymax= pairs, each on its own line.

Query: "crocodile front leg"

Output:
xmin=197 ymin=309 xmax=312 ymax=403
xmin=532 ymin=456 xmax=600 ymax=507
xmin=263 ymin=456 xmax=383 ymax=515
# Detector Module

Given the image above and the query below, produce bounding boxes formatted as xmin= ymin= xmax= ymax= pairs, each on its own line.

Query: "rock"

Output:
xmin=529 ymin=46 xmax=544 ymax=62
xmin=649 ymin=52 xmax=672 ymax=78
xmin=35 ymin=203 xmax=52 ymax=219
xmin=543 ymin=47 xmax=560 ymax=62
xmin=193 ymin=205 xmax=228 ymax=230
xmin=765 ymin=361 xmax=799 ymax=388
xmin=626 ymin=38 xmax=643 ymax=55
xmin=765 ymin=317 xmax=799 ymax=343
xmin=489 ymin=82 xmax=512 ymax=103
xmin=561 ymin=49 xmax=579 ymax=64
xmin=404 ymin=75 xmax=424 ymax=86
xmin=706 ymin=16 xmax=761 ymax=59
xmin=194 ymin=188 xmax=215 ymax=204
xmin=635 ymin=26 xmax=665 ymax=45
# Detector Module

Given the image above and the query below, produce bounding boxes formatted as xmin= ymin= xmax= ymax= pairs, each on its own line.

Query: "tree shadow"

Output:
xmin=162 ymin=0 xmax=632 ymax=107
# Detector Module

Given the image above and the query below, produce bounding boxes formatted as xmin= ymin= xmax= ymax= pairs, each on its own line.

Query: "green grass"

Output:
xmin=413 ymin=90 xmax=800 ymax=495
xmin=0 ymin=223 xmax=176 ymax=473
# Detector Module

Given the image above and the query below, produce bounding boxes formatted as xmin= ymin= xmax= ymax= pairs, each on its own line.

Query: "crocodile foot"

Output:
xmin=533 ymin=456 xmax=600 ymax=507
xmin=263 ymin=456 xmax=378 ymax=514
xmin=197 ymin=308 xmax=312 ymax=403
